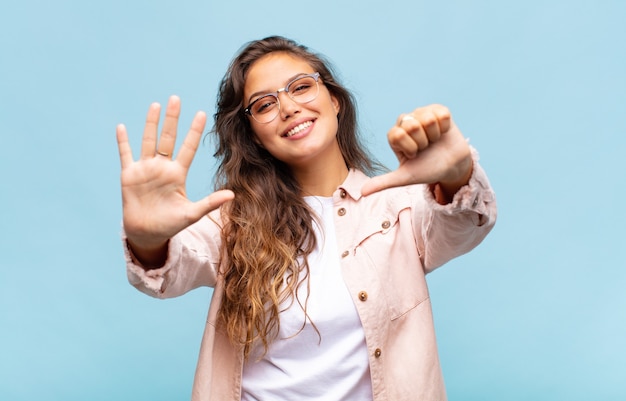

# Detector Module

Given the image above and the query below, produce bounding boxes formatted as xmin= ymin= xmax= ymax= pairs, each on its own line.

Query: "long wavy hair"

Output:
xmin=211 ymin=36 xmax=382 ymax=359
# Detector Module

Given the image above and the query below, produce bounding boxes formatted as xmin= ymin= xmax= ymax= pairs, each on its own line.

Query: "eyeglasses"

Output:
xmin=243 ymin=72 xmax=321 ymax=124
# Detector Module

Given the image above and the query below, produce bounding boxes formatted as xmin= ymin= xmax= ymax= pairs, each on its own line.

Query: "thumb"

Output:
xmin=188 ymin=189 xmax=235 ymax=221
xmin=361 ymin=170 xmax=414 ymax=197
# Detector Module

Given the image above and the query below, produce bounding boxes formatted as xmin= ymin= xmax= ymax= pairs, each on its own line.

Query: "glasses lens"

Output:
xmin=247 ymin=74 xmax=319 ymax=123
xmin=250 ymin=94 xmax=279 ymax=123
xmin=287 ymin=75 xmax=319 ymax=104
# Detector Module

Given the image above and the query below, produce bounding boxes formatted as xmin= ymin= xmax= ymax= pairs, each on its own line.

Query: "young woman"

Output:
xmin=116 ymin=36 xmax=496 ymax=400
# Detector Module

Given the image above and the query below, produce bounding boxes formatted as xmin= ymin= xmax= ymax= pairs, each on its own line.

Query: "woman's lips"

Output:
xmin=283 ymin=120 xmax=314 ymax=137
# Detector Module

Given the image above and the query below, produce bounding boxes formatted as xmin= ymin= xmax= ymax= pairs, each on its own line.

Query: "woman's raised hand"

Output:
xmin=361 ymin=104 xmax=473 ymax=202
xmin=116 ymin=96 xmax=234 ymax=260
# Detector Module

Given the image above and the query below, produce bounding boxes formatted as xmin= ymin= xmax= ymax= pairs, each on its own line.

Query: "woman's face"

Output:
xmin=243 ymin=52 xmax=341 ymax=170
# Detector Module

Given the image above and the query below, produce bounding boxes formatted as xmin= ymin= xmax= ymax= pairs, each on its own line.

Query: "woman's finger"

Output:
xmin=430 ymin=104 xmax=451 ymax=134
xmin=189 ymin=189 xmax=236 ymax=221
xmin=388 ymin=125 xmax=418 ymax=159
xmin=157 ymin=95 xmax=181 ymax=158
xmin=177 ymin=111 xmax=207 ymax=169
xmin=413 ymin=109 xmax=441 ymax=143
xmin=397 ymin=114 xmax=429 ymax=152
xmin=116 ymin=124 xmax=134 ymax=169
xmin=140 ymin=102 xmax=161 ymax=160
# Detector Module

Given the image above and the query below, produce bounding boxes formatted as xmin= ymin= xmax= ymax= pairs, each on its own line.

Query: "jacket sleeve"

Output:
xmin=417 ymin=147 xmax=497 ymax=273
xmin=122 ymin=210 xmax=224 ymax=299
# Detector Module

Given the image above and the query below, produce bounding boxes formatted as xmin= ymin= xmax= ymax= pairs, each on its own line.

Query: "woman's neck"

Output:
xmin=292 ymin=158 xmax=349 ymax=197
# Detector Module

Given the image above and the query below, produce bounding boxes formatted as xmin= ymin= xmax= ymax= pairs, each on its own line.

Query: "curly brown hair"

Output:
xmin=211 ymin=36 xmax=382 ymax=359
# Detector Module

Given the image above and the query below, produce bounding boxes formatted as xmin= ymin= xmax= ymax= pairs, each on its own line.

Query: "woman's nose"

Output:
xmin=278 ymin=92 xmax=300 ymax=119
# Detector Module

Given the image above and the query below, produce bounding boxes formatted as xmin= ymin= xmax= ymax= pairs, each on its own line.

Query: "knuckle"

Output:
xmin=387 ymin=127 xmax=405 ymax=143
xmin=433 ymin=104 xmax=451 ymax=119
xmin=418 ymin=111 xmax=437 ymax=129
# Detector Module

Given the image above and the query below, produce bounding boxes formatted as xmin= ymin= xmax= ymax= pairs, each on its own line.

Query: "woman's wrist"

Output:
xmin=126 ymin=237 xmax=169 ymax=269
xmin=432 ymin=159 xmax=474 ymax=205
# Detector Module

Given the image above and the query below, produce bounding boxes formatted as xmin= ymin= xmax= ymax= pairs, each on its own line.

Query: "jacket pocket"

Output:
xmin=355 ymin=204 xmax=429 ymax=320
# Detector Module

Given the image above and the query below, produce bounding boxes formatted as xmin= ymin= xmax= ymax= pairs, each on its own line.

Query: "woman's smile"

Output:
xmin=283 ymin=119 xmax=315 ymax=138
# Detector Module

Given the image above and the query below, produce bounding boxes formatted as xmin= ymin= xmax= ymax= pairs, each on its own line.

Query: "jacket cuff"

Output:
xmin=122 ymin=228 xmax=183 ymax=295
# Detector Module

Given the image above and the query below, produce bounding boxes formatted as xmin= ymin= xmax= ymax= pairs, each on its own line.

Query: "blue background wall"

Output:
xmin=1 ymin=1 xmax=624 ymax=399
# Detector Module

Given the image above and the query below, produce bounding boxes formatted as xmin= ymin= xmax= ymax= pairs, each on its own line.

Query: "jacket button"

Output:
xmin=341 ymin=250 xmax=349 ymax=258
xmin=374 ymin=348 xmax=382 ymax=358
xmin=358 ymin=291 xmax=368 ymax=301
xmin=381 ymin=220 xmax=390 ymax=229
xmin=337 ymin=207 xmax=346 ymax=216
xmin=340 ymin=189 xmax=347 ymax=198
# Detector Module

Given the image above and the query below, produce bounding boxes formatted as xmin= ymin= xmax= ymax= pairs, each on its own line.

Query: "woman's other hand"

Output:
xmin=361 ymin=104 xmax=473 ymax=203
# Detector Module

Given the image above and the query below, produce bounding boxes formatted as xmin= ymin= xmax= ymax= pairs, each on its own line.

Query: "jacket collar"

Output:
xmin=337 ymin=169 xmax=370 ymax=201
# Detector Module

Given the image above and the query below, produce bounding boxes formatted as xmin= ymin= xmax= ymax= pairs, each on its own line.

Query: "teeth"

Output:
xmin=285 ymin=121 xmax=312 ymax=137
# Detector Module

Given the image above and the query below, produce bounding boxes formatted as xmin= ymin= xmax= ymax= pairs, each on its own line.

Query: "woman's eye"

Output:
xmin=254 ymin=97 xmax=277 ymax=113
xmin=292 ymin=84 xmax=311 ymax=94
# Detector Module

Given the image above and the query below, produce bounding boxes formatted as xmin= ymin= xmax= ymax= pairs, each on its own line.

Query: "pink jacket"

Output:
xmin=124 ymin=149 xmax=497 ymax=400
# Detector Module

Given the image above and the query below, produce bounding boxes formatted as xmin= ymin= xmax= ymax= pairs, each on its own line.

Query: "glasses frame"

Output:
xmin=243 ymin=72 xmax=321 ymax=124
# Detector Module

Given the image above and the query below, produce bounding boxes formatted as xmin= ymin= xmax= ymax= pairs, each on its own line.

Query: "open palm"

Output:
xmin=116 ymin=96 xmax=234 ymax=253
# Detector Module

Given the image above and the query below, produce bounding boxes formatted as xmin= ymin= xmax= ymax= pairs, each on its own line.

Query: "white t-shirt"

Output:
xmin=241 ymin=196 xmax=373 ymax=401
